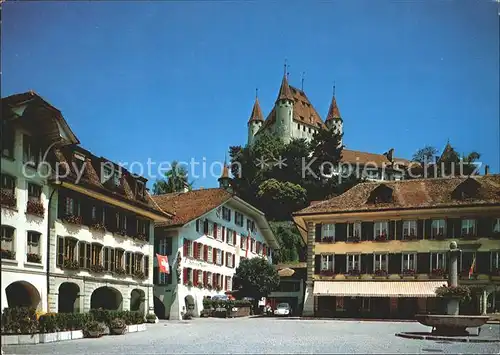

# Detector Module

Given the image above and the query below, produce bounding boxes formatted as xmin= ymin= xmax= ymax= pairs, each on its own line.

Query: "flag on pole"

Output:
xmin=156 ymin=253 xmax=169 ymax=274
xmin=468 ymin=257 xmax=476 ymax=279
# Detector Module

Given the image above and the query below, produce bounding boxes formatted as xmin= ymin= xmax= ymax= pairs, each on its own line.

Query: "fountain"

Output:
xmin=414 ymin=241 xmax=489 ymax=336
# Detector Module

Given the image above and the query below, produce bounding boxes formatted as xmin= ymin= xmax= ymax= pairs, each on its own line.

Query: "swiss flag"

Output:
xmin=156 ymin=254 xmax=169 ymax=274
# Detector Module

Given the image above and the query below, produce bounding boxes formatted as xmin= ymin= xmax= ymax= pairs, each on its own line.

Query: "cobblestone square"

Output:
xmin=3 ymin=318 xmax=499 ymax=354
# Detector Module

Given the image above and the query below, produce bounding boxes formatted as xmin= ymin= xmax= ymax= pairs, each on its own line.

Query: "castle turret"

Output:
xmin=247 ymin=95 xmax=264 ymax=146
xmin=275 ymin=72 xmax=294 ymax=144
xmin=325 ymin=93 xmax=343 ymax=148
xmin=218 ymin=162 xmax=233 ymax=193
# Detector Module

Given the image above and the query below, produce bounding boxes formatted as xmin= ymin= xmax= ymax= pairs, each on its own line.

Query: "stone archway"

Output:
xmin=90 ymin=286 xmax=123 ymax=311
xmin=130 ymin=289 xmax=146 ymax=315
xmin=487 ymin=290 xmax=500 ymax=314
xmin=5 ymin=281 xmax=41 ymax=310
xmin=58 ymin=282 xmax=80 ymax=313
xmin=153 ymin=296 xmax=166 ymax=319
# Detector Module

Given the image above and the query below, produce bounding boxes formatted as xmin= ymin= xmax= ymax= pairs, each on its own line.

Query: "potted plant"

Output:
xmin=26 ymin=200 xmax=45 ymax=217
xmin=374 ymin=269 xmax=388 ymax=277
xmin=84 ymin=320 xmax=105 ymax=338
xmin=114 ymin=266 xmax=126 ymax=275
xmin=375 ymin=234 xmax=387 ymax=242
xmin=116 ymin=229 xmax=127 ymax=237
xmin=145 ymin=313 xmax=156 ymax=323
xmin=62 ymin=214 xmax=83 ymax=225
xmin=206 ymin=283 xmax=213 ymax=291
xmin=90 ymin=264 xmax=105 ymax=273
xmin=133 ymin=270 xmax=146 ymax=280
xmin=26 ymin=253 xmax=41 ymax=263
xmin=215 ymin=285 xmax=222 ymax=292
xmin=90 ymin=222 xmax=106 ymax=233
xmin=0 ymin=190 xmax=16 ymax=208
xmin=135 ymin=233 xmax=148 ymax=241
xmin=110 ymin=318 xmax=126 ymax=335
xmin=435 ymin=285 xmax=471 ymax=301
xmin=347 ymin=236 xmax=360 ymax=243
xmin=320 ymin=270 xmax=335 ymax=276
xmin=1 ymin=249 xmax=15 ymax=260
xmin=197 ymin=283 xmax=203 ymax=289
xmin=322 ymin=236 xmax=334 ymax=243
xmin=431 ymin=268 xmax=446 ymax=278
xmin=402 ymin=268 xmax=416 ymax=277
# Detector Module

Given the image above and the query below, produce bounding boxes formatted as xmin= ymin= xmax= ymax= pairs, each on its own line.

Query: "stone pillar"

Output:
xmin=302 ymin=221 xmax=316 ymax=317
xmin=482 ymin=290 xmax=488 ymax=315
xmin=447 ymin=241 xmax=460 ymax=316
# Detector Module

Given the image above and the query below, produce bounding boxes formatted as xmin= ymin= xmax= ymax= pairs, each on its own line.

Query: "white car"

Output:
xmin=274 ymin=303 xmax=291 ymax=316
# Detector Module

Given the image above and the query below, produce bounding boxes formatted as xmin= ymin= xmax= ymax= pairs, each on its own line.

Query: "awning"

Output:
xmin=313 ymin=281 xmax=446 ymax=298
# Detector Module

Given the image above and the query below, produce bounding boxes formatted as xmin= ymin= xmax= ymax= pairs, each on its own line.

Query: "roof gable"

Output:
xmin=367 ymin=184 xmax=393 ymax=204
xmin=451 ymin=177 xmax=482 ymax=200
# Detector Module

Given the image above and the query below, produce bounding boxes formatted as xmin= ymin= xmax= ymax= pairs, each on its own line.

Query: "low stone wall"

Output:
xmin=1 ymin=325 xmax=147 ymax=345
xmin=231 ymin=306 xmax=251 ymax=318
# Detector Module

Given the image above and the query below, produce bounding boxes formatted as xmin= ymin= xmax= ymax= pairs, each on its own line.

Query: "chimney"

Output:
xmin=485 ymin=165 xmax=490 ymax=175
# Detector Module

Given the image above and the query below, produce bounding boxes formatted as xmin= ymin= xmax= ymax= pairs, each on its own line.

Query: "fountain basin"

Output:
xmin=415 ymin=314 xmax=489 ymax=336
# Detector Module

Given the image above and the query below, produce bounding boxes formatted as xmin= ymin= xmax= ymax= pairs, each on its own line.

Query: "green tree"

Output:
xmin=233 ymin=257 xmax=280 ymax=303
xmin=270 ymin=221 xmax=305 ymax=264
xmin=152 ymin=161 xmax=192 ymax=195
xmin=257 ymin=179 xmax=308 ymax=221
xmin=412 ymin=146 xmax=438 ymax=164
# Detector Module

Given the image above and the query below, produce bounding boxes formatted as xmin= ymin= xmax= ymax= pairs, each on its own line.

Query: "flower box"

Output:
xmin=90 ymin=264 xmax=105 ymax=273
xmin=461 ymin=233 xmax=478 ymax=240
xmin=71 ymin=330 xmax=83 ymax=339
xmin=27 ymin=253 xmax=41 ymax=263
xmin=402 ymin=269 xmax=416 ymax=277
xmin=435 ymin=285 xmax=471 ymax=301
xmin=137 ymin=324 xmax=147 ymax=332
xmin=62 ymin=258 xmax=79 ymax=270
xmin=1 ymin=249 xmax=16 ymax=260
xmin=113 ymin=267 xmax=126 ymax=276
xmin=320 ymin=270 xmax=335 ymax=276
xmin=39 ymin=332 xmax=58 ymax=343
xmin=375 ymin=234 xmax=387 ymax=242
xmin=134 ymin=233 xmax=148 ymax=242
xmin=321 ymin=236 xmax=334 ymax=243
xmin=430 ymin=268 xmax=446 ymax=278
xmin=133 ymin=270 xmax=146 ymax=280
xmin=62 ymin=214 xmax=83 ymax=225
xmin=26 ymin=200 xmax=45 ymax=217
xmin=403 ymin=234 xmax=418 ymax=241
xmin=89 ymin=222 xmax=106 ymax=233
xmin=347 ymin=236 xmax=360 ymax=243
xmin=127 ymin=325 xmax=138 ymax=333
xmin=57 ymin=330 xmax=72 ymax=342
xmin=374 ymin=269 xmax=388 ymax=277
xmin=0 ymin=190 xmax=16 ymax=208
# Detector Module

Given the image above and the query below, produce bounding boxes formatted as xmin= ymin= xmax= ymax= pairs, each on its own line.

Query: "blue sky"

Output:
xmin=2 ymin=0 xmax=499 ymax=189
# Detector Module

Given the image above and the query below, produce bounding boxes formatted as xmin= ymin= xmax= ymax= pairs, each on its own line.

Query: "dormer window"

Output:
xmin=367 ymin=184 xmax=393 ymax=204
xmin=23 ymin=135 xmax=41 ymax=167
xmin=73 ymin=152 xmax=85 ymax=171
xmin=102 ymin=163 xmax=121 ymax=187
xmin=452 ymin=178 xmax=481 ymax=200
xmin=136 ymin=180 xmax=145 ymax=200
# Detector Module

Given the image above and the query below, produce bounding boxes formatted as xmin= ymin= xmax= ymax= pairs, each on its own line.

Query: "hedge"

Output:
xmin=203 ymin=299 xmax=252 ymax=310
xmin=2 ymin=307 xmax=144 ymax=335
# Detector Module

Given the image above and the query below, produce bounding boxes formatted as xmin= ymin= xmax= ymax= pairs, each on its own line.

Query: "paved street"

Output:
xmin=3 ymin=318 xmax=500 ymax=354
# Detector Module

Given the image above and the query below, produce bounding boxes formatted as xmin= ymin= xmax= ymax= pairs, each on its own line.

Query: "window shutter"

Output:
xmin=233 ymin=231 xmax=236 ymax=245
xmin=476 ymin=252 xmax=489 ymax=274
xmin=396 ymin=221 xmax=403 ymax=240
xmin=315 ymin=224 xmax=322 ymax=242
xmin=204 ymin=245 xmax=208 ymax=261
xmin=144 ymin=256 xmax=149 ymax=277
xmin=336 ymin=254 xmax=346 ymax=274
xmin=263 ymin=244 xmax=267 ymax=256
xmin=477 ymin=217 xmax=490 ymax=237
xmin=213 ymin=248 xmax=217 ymax=264
xmin=110 ymin=248 xmax=115 ymax=271
xmin=221 ymin=250 xmax=224 ymax=266
xmin=214 ymin=223 xmax=218 ymax=239
xmin=57 ymin=236 xmax=64 ymax=266
xmin=224 ymin=276 xmax=227 ymax=290
xmin=388 ymin=253 xmax=401 ymax=274
xmin=212 ymin=273 xmax=216 ymax=286
xmin=183 ymin=239 xmax=188 ymax=257
xmin=204 ymin=219 xmax=209 ymax=234
xmin=193 ymin=270 xmax=198 ymax=286
xmin=417 ymin=253 xmax=430 ymax=273
xmin=389 ymin=221 xmax=395 ymax=240
xmin=417 ymin=220 xmax=424 ymax=239
xmin=183 ymin=268 xmax=188 ymax=283
xmin=424 ymin=219 xmax=432 ymax=239
xmin=314 ymin=255 xmax=321 ymax=274
xmin=362 ymin=254 xmax=373 ymax=273
xmin=221 ymin=226 xmax=225 ymax=242
xmin=203 ymin=271 xmax=207 ymax=285
xmin=193 ymin=242 xmax=198 ymax=259
xmin=153 ymin=266 xmax=159 ymax=285
xmin=232 ymin=254 xmax=235 ymax=268
xmin=196 ymin=219 xmax=200 ymax=233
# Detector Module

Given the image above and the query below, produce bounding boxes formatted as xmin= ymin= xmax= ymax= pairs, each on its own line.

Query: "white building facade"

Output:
xmin=152 ymin=189 xmax=279 ymax=320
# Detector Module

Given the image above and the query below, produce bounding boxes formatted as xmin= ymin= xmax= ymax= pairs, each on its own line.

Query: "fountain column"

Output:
xmin=447 ymin=241 xmax=460 ymax=316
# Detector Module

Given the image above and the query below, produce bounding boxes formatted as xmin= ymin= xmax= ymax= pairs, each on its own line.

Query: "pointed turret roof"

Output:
xmin=276 ymin=74 xmax=294 ymax=103
xmin=326 ymin=95 xmax=341 ymax=122
xmin=220 ymin=163 xmax=230 ymax=179
xmin=248 ymin=97 xmax=264 ymax=123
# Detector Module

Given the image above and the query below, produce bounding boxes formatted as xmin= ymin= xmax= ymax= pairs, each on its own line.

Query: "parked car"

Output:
xmin=274 ymin=303 xmax=292 ymax=317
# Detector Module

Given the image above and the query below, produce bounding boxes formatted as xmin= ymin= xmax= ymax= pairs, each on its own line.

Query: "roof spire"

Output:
xmin=248 ymin=93 xmax=264 ymax=123
xmin=276 ymin=61 xmax=294 ymax=103
xmin=333 ymin=81 xmax=336 ymax=96
xmin=255 ymin=87 xmax=258 ymax=99
xmin=301 ymin=71 xmax=305 ymax=91
xmin=326 ymin=85 xmax=341 ymax=122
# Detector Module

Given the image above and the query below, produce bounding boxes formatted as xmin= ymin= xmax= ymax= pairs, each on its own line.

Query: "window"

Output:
xmin=27 ymin=183 xmax=42 ymax=202
xmin=431 ymin=219 xmax=446 ymax=238
xmin=26 ymin=231 xmax=40 ymax=256
xmin=240 ymin=236 xmax=246 ymax=250
xmin=56 ymin=237 xmax=78 ymax=266
xmin=347 ymin=254 xmax=361 ymax=272
xmin=79 ymin=242 xmax=89 ymax=268
xmin=461 ymin=219 xmax=476 ymax=236
xmin=226 ymin=228 xmax=233 ymax=245
xmin=115 ymin=249 xmax=124 ymax=269
xmin=1 ymin=121 xmax=14 ymax=159
xmin=431 ymin=252 xmax=446 ymax=271
xmin=235 ymin=212 xmax=244 ymax=227
xmin=1 ymin=225 xmax=15 ymax=255
xmin=1 ymin=174 xmax=16 ymax=201
xmin=492 ymin=252 xmax=500 ymax=271
xmin=73 ymin=152 xmax=86 ymax=172
xmin=23 ymin=134 xmax=41 ymax=166
xmin=103 ymin=247 xmax=111 ymax=271
xmin=322 ymin=224 xmax=335 ymax=241
xmin=134 ymin=253 xmax=143 ymax=273
xmin=374 ymin=221 xmax=388 ymax=238
xmin=102 ymin=164 xmax=121 ymax=187
xmin=91 ymin=243 xmax=103 ymax=266
xmin=226 ymin=276 xmax=232 ymax=291
xmin=64 ymin=196 xmax=81 ymax=216
xmin=136 ymin=181 xmax=145 ymax=200
xmin=403 ymin=220 xmax=417 ymax=239
xmin=321 ymin=254 xmax=334 ymax=272
xmin=216 ymin=249 xmax=222 ymax=265
xmin=197 ymin=270 xmax=203 ymax=285
xmin=158 ymin=238 xmax=172 ymax=256
xmin=206 ymin=272 xmax=212 ymax=286
xmin=251 ymin=239 xmax=256 ymax=253
xmin=125 ymin=251 xmax=132 ymax=274
xmin=493 ymin=219 xmax=500 ymax=233
xmin=207 ymin=222 xmax=214 ymax=238
xmin=247 ymin=219 xmax=256 ymax=233
xmin=137 ymin=219 xmax=149 ymax=237
xmin=402 ymin=253 xmax=417 ymax=271
xmin=214 ymin=223 xmax=221 ymax=240
xmin=183 ymin=239 xmax=194 ymax=258
xmin=374 ymin=254 xmax=388 ymax=272
xmin=348 ymin=222 xmax=361 ymax=238
xmin=226 ymin=252 xmax=234 ymax=268
xmin=222 ymin=206 xmax=231 ymax=221
xmin=207 ymin=246 xmax=213 ymax=263
xmin=116 ymin=212 xmax=127 ymax=232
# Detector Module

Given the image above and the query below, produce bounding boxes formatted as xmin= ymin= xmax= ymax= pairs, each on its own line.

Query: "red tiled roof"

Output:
xmin=341 ymin=149 xmax=410 ymax=167
xmin=153 ymin=188 xmax=233 ymax=227
xmin=248 ymin=97 xmax=264 ymax=123
xmin=325 ymin=96 xmax=341 ymax=121
xmin=276 ymin=74 xmax=294 ymax=102
xmin=294 ymin=175 xmax=500 ymax=215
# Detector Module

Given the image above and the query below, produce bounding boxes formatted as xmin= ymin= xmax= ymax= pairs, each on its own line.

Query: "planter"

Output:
xmin=86 ymin=330 xmax=102 ymax=338
xmin=57 ymin=330 xmax=72 ymax=341
xmin=137 ymin=324 xmax=147 ymax=332
xmin=1 ymin=335 xmax=19 ymax=345
xmin=373 ymin=276 xmax=388 ymax=280
xmin=401 ymin=275 xmax=416 ymax=280
xmin=71 ymin=330 xmax=83 ymax=339
xmin=127 ymin=325 xmax=138 ymax=333
xmin=39 ymin=332 xmax=58 ymax=343
xmin=346 ymin=275 xmax=360 ymax=280
xmin=18 ymin=334 xmax=39 ymax=344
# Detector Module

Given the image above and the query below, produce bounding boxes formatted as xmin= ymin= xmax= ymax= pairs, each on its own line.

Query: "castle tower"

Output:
xmin=247 ymin=94 xmax=264 ymax=146
xmin=325 ymin=92 xmax=343 ymax=148
xmin=218 ymin=161 xmax=233 ymax=193
xmin=275 ymin=71 xmax=294 ymax=144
